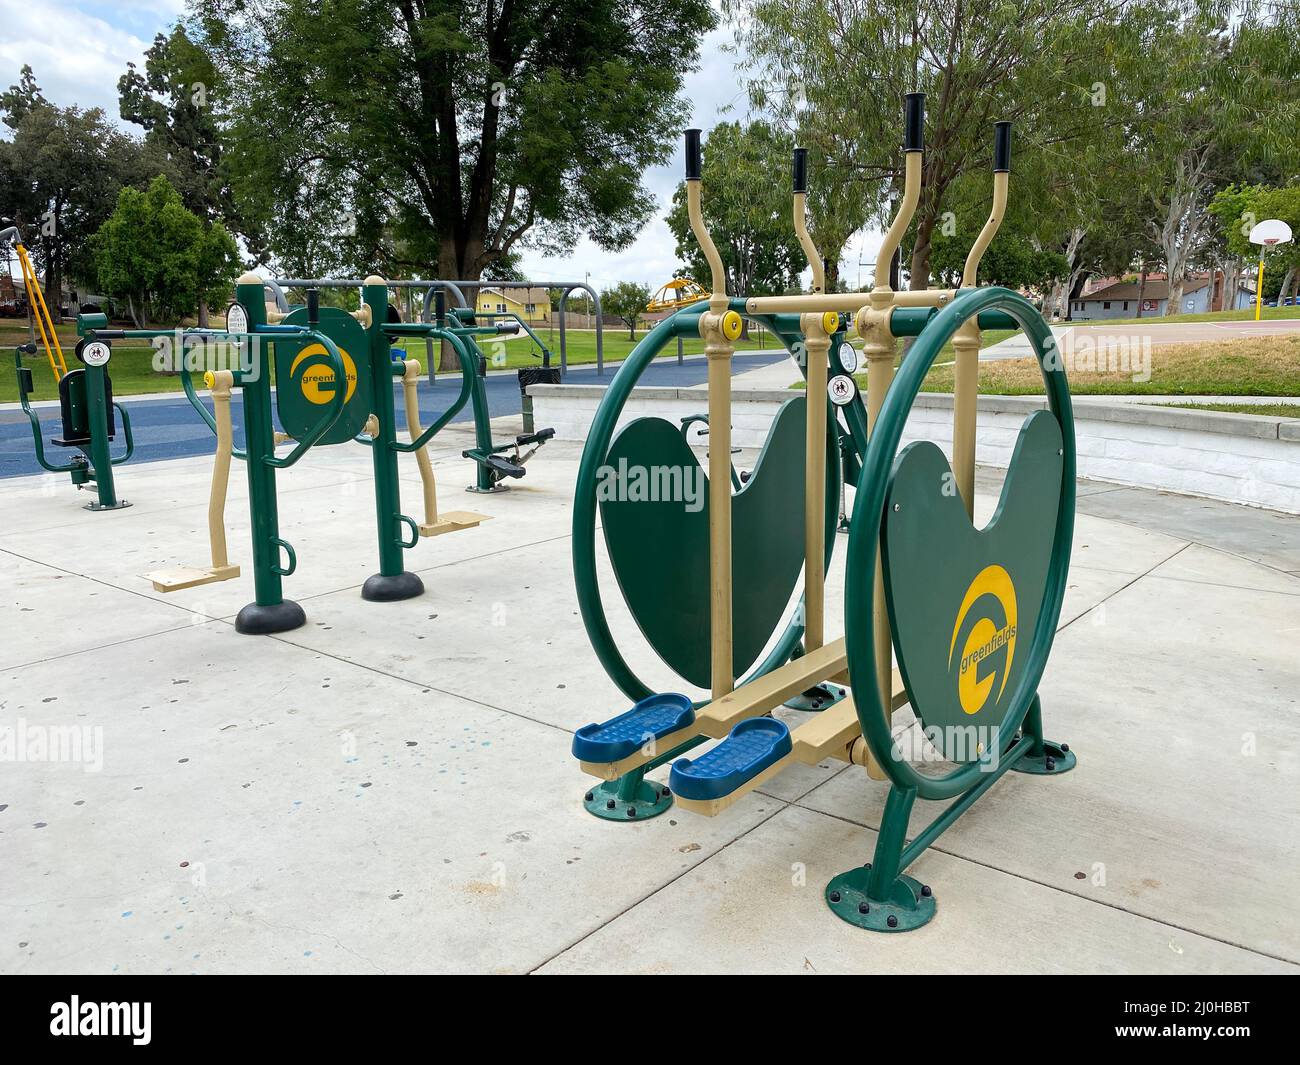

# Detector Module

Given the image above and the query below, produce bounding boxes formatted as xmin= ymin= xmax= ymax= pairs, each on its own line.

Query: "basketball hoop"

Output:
xmin=1249 ymin=219 xmax=1293 ymax=246
xmin=1247 ymin=219 xmax=1293 ymax=321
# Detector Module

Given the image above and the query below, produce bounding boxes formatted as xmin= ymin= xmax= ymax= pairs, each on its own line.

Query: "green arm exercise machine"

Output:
xmin=4 ymin=224 xmax=135 ymax=510
xmin=569 ymin=96 xmax=1077 ymax=932
xmin=12 ymin=313 xmax=135 ymax=511
xmin=101 ymin=274 xmax=489 ymax=635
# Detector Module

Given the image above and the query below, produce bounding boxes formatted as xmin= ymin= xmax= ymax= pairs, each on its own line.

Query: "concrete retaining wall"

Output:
xmin=529 ymin=384 xmax=1300 ymax=514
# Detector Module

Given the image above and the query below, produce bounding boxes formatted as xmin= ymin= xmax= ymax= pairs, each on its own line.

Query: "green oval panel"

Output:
xmin=274 ymin=306 xmax=372 ymax=445
xmin=881 ymin=410 xmax=1064 ymax=760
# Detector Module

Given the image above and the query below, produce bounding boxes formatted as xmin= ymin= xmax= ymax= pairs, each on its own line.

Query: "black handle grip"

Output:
xmin=19 ymin=342 xmax=38 ymax=354
xmin=792 ymin=147 xmax=808 ymax=194
xmin=90 ymin=330 xmax=126 ymax=340
xmin=435 ymin=289 xmax=446 ymax=324
xmin=904 ymin=92 xmax=925 ymax=152
xmin=684 ymin=129 xmax=702 ymax=180
xmin=306 ymin=287 xmax=320 ymax=326
xmin=993 ymin=121 xmax=1012 ymax=173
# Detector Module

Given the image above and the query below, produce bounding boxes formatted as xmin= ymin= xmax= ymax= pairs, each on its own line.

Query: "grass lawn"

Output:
xmin=0 ymin=320 xmax=775 ymax=404
xmin=1164 ymin=402 xmax=1300 ymax=417
xmin=915 ymin=335 xmax=1300 ymax=397
xmin=1065 ymin=305 xmax=1300 ymax=327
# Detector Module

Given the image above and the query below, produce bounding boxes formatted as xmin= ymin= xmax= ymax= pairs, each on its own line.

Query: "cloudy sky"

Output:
xmin=1 ymin=0 xmax=884 ymax=289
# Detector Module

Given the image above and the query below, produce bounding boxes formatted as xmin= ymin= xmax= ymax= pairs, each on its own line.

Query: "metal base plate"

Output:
xmin=466 ymin=483 xmax=510 ymax=494
xmin=825 ymin=868 xmax=936 ymax=932
xmin=1012 ymin=739 xmax=1076 ymax=775
xmin=84 ymin=499 xmax=132 ymax=511
xmin=783 ymin=682 xmax=847 ymax=712
xmin=582 ymin=778 xmax=673 ymax=822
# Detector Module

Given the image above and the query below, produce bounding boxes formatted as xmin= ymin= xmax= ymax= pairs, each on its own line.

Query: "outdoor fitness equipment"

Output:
xmin=437 ymin=296 xmax=557 ymax=491
xmin=6 ymin=280 xmax=135 ymax=509
xmin=569 ymin=95 xmax=1076 ymax=932
xmin=92 ymin=274 xmax=492 ymax=634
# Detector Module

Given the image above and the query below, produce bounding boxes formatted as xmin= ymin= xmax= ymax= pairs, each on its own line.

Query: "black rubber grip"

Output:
xmin=993 ymin=121 xmax=1012 ymax=172
xmin=435 ymin=289 xmax=446 ymax=323
xmin=306 ymin=287 xmax=320 ymax=325
xmin=904 ymin=92 xmax=925 ymax=152
xmin=684 ymin=129 xmax=702 ymax=180
xmin=91 ymin=330 xmax=126 ymax=340
xmin=792 ymin=147 xmax=808 ymax=193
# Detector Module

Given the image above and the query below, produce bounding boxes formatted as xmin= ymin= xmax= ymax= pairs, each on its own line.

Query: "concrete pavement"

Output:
xmin=1 ymin=428 xmax=1296 ymax=974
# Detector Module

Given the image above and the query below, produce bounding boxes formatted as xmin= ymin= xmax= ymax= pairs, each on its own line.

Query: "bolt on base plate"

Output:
xmin=1013 ymin=739 xmax=1076 ymax=776
xmin=84 ymin=499 xmax=132 ymax=511
xmin=825 ymin=868 xmax=936 ymax=932
xmin=582 ymin=778 xmax=673 ymax=821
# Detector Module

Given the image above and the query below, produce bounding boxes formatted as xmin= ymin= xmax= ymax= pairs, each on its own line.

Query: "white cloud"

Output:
xmin=0 ymin=0 xmax=180 ymax=119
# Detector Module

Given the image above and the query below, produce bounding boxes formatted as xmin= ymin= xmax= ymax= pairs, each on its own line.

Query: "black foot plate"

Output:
xmin=235 ymin=599 xmax=306 ymax=635
xmin=362 ymin=570 xmax=425 ymax=602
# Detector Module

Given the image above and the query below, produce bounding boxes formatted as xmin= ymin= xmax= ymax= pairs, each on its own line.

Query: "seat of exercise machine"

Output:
xmin=52 ymin=369 xmax=115 ymax=446
xmin=669 ymin=717 xmax=791 ymax=801
xmin=572 ymin=692 xmax=696 ymax=763
xmin=485 ymin=454 xmax=526 ymax=478
xmin=514 ymin=427 xmax=555 ymax=447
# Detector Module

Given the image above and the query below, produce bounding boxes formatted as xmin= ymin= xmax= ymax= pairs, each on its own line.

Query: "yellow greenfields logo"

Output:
xmin=290 ymin=343 xmax=358 ymax=405
xmin=948 ymin=564 xmax=1017 ymax=715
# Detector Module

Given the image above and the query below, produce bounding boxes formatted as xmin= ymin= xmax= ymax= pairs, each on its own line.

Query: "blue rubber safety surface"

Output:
xmin=669 ymin=717 xmax=792 ymax=802
xmin=0 ymin=351 xmax=789 ymax=480
xmin=572 ymin=692 xmax=696 ymax=763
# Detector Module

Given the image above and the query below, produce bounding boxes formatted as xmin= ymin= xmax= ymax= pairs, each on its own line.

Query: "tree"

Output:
xmin=726 ymin=0 xmax=1151 ymax=289
xmin=603 ymin=281 xmax=652 ymax=339
xmin=665 ymin=121 xmax=806 ymax=298
xmin=93 ymin=176 xmax=239 ymax=327
xmin=1210 ymin=183 xmax=1300 ymax=306
xmin=191 ymin=1 xmax=715 ymax=280
xmin=1127 ymin=5 xmax=1300 ymax=314
xmin=0 ymin=68 xmax=170 ymax=314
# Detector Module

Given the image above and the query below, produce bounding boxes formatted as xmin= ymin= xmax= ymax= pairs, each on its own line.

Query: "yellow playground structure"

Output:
xmin=646 ymin=277 xmax=709 ymax=313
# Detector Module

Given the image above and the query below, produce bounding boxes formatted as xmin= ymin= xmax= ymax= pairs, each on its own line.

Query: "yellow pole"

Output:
xmin=687 ymin=156 xmax=738 ymax=699
xmin=952 ymin=168 xmax=1009 ymax=516
xmin=1256 ymin=251 xmax=1266 ymax=321
xmin=205 ymin=370 xmax=236 ymax=572
xmin=17 ymin=245 xmax=67 ymax=380
xmin=401 ymin=358 xmax=439 ymax=528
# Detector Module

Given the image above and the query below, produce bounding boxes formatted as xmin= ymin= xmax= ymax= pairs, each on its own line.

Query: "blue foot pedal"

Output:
xmin=669 ymin=718 xmax=792 ymax=802
xmin=572 ymin=693 xmax=695 ymax=764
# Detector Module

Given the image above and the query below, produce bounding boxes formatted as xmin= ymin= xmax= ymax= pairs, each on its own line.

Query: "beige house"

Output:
xmin=475 ymin=286 xmax=551 ymax=324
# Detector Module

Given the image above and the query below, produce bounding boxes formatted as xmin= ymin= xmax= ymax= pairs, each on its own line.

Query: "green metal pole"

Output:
xmin=361 ymin=279 xmax=424 ymax=602
xmin=234 ymin=277 xmax=303 ymax=634
xmin=81 ymin=360 xmax=127 ymax=510
xmin=467 ymin=344 xmax=497 ymax=492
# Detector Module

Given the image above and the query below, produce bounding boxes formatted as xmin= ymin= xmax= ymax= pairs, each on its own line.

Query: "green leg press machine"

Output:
xmin=569 ymin=94 xmax=1076 ymax=932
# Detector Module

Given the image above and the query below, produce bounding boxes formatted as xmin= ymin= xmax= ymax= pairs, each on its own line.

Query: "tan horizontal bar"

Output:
xmin=789 ymin=670 xmax=907 ymax=766
xmin=743 ymin=289 xmax=956 ymax=316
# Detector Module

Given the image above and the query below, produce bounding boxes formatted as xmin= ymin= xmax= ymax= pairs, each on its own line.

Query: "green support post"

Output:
xmin=80 ymin=357 xmax=128 ymax=511
xmin=360 ymin=278 xmax=424 ymax=602
xmin=233 ymin=278 xmax=303 ymax=635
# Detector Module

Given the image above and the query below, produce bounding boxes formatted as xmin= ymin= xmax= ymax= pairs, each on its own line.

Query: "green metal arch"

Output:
xmin=844 ymin=286 xmax=1076 ymax=801
xmin=571 ymin=300 xmax=842 ymax=704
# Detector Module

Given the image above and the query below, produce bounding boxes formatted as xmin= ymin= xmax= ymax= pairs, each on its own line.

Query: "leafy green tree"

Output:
xmin=93 ymin=176 xmax=239 ymax=327
xmin=1210 ymin=183 xmax=1300 ymax=305
xmin=725 ymin=0 xmax=1149 ymax=289
xmin=602 ymin=281 xmax=653 ymax=339
xmin=0 ymin=65 xmax=48 ymax=130
xmin=1127 ymin=5 xmax=1300 ymax=314
xmin=665 ymin=121 xmax=806 ymax=297
xmin=0 ymin=68 xmax=170 ymax=313
xmin=191 ymin=1 xmax=715 ymax=277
